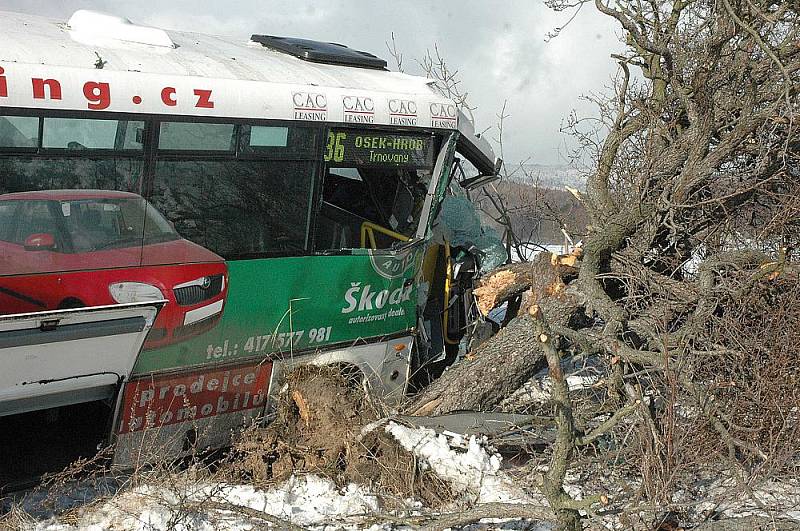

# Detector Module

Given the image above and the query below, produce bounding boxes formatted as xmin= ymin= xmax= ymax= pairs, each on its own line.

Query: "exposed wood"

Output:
xmin=473 ymin=251 xmax=578 ymax=317
xmin=291 ymin=390 xmax=311 ymax=427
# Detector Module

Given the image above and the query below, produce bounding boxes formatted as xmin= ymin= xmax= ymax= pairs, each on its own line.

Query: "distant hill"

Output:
xmin=473 ymin=177 xmax=588 ymax=246
xmin=505 ymin=164 xmax=587 ymax=191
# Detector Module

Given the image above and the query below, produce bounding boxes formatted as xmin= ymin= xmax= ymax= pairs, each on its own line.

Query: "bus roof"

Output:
xmin=0 ymin=11 xmax=449 ymax=125
xmin=0 ymin=10 xmax=433 ymax=96
xmin=0 ymin=9 xmax=498 ymax=174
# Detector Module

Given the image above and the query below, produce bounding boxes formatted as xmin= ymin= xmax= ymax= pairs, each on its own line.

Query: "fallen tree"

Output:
xmin=409 ymin=252 xmax=580 ymax=416
xmin=407 ymin=1 xmax=800 ymax=529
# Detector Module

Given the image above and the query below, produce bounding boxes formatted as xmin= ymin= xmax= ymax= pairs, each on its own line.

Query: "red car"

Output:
xmin=0 ymin=190 xmax=228 ymax=349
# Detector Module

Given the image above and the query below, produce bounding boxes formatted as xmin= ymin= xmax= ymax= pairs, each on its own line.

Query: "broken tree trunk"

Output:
xmin=473 ymin=251 xmax=579 ymax=316
xmin=408 ymin=252 xmax=581 ymax=416
xmin=408 ymin=312 xmax=547 ymax=415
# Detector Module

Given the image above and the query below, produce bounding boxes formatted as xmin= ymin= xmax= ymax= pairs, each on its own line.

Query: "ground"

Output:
xmin=5 ymin=367 xmax=800 ymax=530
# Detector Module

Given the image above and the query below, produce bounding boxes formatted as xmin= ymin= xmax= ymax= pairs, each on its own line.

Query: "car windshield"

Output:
xmin=0 ymin=196 xmax=180 ymax=253
xmin=58 ymin=197 xmax=180 ymax=252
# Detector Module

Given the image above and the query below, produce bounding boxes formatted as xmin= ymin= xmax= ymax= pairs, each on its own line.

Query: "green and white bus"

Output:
xmin=0 ymin=9 xmax=500 ymax=486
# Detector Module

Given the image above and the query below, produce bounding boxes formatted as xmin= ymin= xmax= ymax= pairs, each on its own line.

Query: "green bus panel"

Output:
xmin=131 ymin=251 xmax=420 ymax=375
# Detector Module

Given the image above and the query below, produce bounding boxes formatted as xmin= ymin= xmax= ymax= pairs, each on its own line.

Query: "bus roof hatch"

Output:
xmin=250 ymin=35 xmax=388 ymax=70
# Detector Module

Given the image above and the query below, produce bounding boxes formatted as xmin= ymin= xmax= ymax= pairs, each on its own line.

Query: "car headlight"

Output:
xmin=109 ymin=282 xmax=164 ymax=304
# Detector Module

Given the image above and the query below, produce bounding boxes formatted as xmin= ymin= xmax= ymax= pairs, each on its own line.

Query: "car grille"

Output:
xmin=173 ymin=274 xmax=224 ymax=306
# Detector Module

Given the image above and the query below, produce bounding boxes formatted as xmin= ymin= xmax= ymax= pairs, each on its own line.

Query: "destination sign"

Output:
xmin=324 ymin=130 xmax=436 ymax=169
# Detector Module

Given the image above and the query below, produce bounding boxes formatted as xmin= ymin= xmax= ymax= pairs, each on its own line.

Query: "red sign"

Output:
xmin=0 ymin=65 xmax=215 ymax=111
xmin=118 ymin=362 xmax=272 ymax=434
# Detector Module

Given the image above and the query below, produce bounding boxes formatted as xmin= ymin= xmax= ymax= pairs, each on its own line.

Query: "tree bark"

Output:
xmin=409 ymin=252 xmax=582 ymax=416
xmin=407 ymin=312 xmax=547 ymax=415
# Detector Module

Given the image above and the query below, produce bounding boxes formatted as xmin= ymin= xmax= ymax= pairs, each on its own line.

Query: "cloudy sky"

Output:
xmin=0 ymin=1 xmax=623 ymax=164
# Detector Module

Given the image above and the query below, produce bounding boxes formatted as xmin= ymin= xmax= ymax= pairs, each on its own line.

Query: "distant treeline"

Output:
xmin=475 ymin=179 xmax=588 ymax=246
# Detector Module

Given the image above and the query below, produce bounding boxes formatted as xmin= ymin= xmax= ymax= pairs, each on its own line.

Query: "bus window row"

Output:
xmin=0 ymin=114 xmax=442 ymax=273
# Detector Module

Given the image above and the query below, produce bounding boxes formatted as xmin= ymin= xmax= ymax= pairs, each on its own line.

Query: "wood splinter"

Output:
xmin=291 ymin=390 xmax=311 ymax=427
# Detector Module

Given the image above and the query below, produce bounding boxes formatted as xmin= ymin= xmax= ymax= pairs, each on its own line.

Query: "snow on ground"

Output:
xmin=683 ymin=477 xmax=800 ymax=523
xmin=32 ymin=475 xmax=380 ymax=531
xmin=385 ymin=421 xmax=537 ymax=505
xmin=22 ymin=422 xmax=800 ymax=530
xmin=501 ymin=360 xmax=602 ymax=410
xmin=29 ymin=424 xmax=546 ymax=530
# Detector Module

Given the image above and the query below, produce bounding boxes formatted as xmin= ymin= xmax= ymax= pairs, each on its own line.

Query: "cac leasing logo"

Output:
xmin=369 ymin=249 xmax=416 ymax=279
xmin=293 ymin=92 xmax=328 ymax=121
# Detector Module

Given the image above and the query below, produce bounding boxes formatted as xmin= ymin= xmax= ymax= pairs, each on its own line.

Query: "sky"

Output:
xmin=0 ymin=1 xmax=623 ymax=165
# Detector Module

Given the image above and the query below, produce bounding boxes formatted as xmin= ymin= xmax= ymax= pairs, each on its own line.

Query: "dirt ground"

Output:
xmin=224 ymin=366 xmax=453 ymax=507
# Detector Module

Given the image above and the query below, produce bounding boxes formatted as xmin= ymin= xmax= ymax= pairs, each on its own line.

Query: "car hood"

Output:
xmin=0 ymin=238 xmax=224 ymax=276
xmin=140 ymin=238 xmax=225 ymax=266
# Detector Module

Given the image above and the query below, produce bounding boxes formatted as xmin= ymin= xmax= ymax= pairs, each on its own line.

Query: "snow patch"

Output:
xmin=32 ymin=475 xmax=379 ymax=531
xmin=216 ymin=476 xmax=379 ymax=526
xmin=385 ymin=421 xmax=534 ymax=504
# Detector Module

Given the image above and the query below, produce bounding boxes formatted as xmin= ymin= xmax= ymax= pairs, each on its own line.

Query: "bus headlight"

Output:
xmin=109 ymin=282 xmax=164 ymax=303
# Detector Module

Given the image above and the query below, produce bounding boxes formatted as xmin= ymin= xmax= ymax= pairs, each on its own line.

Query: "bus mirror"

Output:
xmin=24 ymin=233 xmax=56 ymax=251
xmin=460 ymin=173 xmax=500 ymax=191
xmin=494 ymin=157 xmax=504 ymax=175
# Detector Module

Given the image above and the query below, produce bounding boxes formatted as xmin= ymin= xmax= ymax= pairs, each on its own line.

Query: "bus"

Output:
xmin=0 ymin=9 xmax=501 ymax=487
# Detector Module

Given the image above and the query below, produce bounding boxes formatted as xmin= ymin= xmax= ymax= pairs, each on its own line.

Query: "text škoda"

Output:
xmin=342 ymin=282 xmax=413 ymax=323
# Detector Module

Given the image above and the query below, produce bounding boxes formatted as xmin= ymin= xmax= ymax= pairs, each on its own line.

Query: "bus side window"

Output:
xmin=146 ymin=122 xmax=319 ymax=261
xmin=158 ymin=122 xmax=235 ymax=152
xmin=42 ymin=118 xmax=144 ymax=150
xmin=0 ymin=116 xmax=38 ymax=148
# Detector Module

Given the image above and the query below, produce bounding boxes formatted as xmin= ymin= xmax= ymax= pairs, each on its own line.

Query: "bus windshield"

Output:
xmin=315 ymin=129 xmax=440 ymax=250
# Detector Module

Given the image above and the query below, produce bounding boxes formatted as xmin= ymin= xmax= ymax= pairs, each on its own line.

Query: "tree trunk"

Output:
xmin=408 ymin=252 xmax=582 ymax=416
xmin=408 ymin=312 xmax=548 ymax=415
